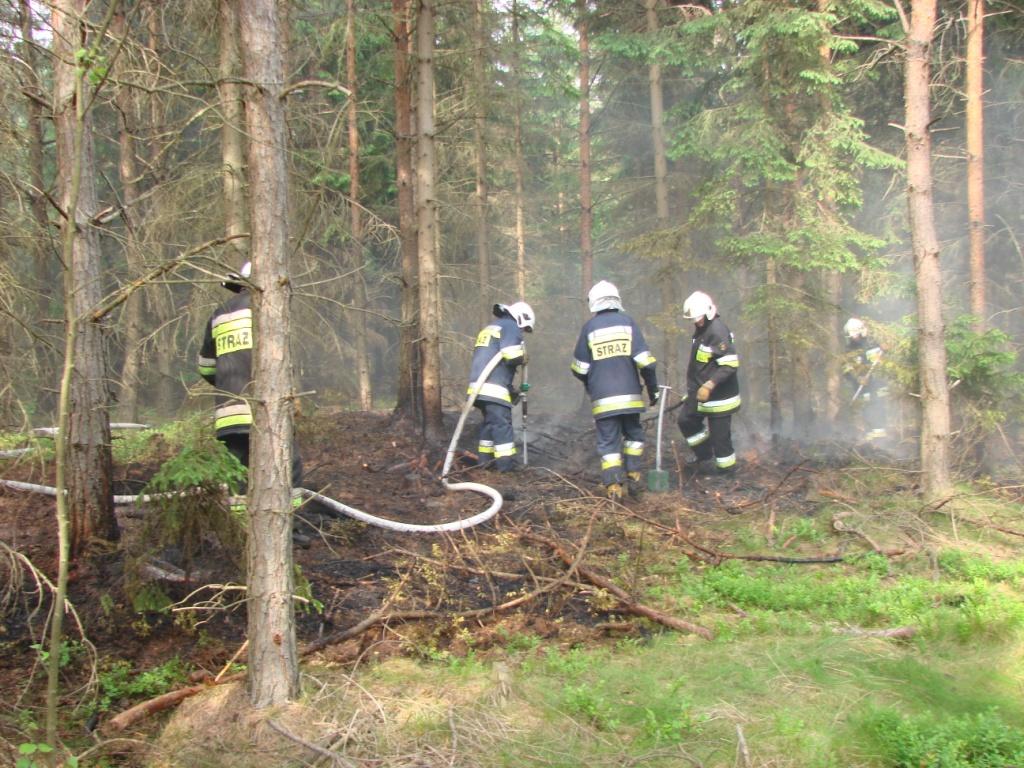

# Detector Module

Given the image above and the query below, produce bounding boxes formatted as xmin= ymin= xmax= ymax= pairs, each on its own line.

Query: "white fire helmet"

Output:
xmin=682 ymin=291 xmax=716 ymax=322
xmin=588 ymin=280 xmax=622 ymax=313
xmin=495 ymin=301 xmax=536 ymax=331
xmin=844 ymin=317 xmax=867 ymax=340
xmin=222 ymin=261 xmax=252 ymax=291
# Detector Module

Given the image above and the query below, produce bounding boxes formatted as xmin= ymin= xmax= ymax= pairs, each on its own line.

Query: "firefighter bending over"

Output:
xmin=197 ymin=261 xmax=303 ymax=494
xmin=677 ymin=291 xmax=741 ymax=475
xmin=571 ymin=281 xmax=659 ymax=500
xmin=468 ymin=301 xmax=535 ymax=472
xmin=843 ymin=317 xmax=888 ymax=444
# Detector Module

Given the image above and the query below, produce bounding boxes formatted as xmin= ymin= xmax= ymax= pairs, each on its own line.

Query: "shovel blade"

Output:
xmin=647 ymin=469 xmax=671 ymax=493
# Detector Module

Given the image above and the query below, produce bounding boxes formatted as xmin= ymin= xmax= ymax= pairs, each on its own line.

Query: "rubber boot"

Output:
xmin=605 ymin=483 xmax=623 ymax=501
xmin=627 ymin=471 xmax=644 ymax=498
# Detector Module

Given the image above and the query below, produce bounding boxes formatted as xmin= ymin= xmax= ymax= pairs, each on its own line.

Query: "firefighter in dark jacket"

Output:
xmin=843 ymin=317 xmax=888 ymax=444
xmin=468 ymin=301 xmax=535 ymax=471
xmin=677 ymin=291 xmax=740 ymax=474
xmin=197 ymin=262 xmax=302 ymax=491
xmin=571 ymin=281 xmax=659 ymax=500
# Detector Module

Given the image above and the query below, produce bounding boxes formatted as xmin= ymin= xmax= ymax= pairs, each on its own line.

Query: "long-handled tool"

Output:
xmin=850 ymin=358 xmax=879 ymax=404
xmin=647 ymin=385 xmax=672 ymax=492
xmin=520 ymin=364 xmax=530 ymax=466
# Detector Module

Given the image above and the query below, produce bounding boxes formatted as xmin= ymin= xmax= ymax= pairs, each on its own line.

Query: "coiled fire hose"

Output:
xmin=0 ymin=355 xmax=507 ymax=534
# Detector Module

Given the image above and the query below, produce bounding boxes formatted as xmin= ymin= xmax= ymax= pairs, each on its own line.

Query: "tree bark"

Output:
xmin=473 ymin=0 xmax=491 ymax=320
xmin=347 ymin=0 xmax=373 ymax=410
xmin=512 ymin=0 xmax=527 ymax=301
xmin=904 ymin=0 xmax=952 ymax=499
xmin=393 ymin=0 xmax=421 ymax=422
xmin=239 ymin=0 xmax=299 ymax=706
xmin=966 ymin=0 xmax=985 ymax=331
xmin=52 ymin=0 xmax=118 ymax=556
xmin=645 ymin=0 xmax=678 ymax=383
xmin=114 ymin=9 xmax=144 ymax=423
xmin=219 ymin=0 xmax=249 ymax=266
xmin=577 ymin=0 xmax=593 ymax=304
xmin=416 ymin=0 xmax=444 ymax=440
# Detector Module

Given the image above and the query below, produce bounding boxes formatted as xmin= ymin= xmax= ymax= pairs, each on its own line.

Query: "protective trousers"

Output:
xmin=677 ymin=398 xmax=736 ymax=471
xmin=595 ymin=413 xmax=645 ymax=486
xmin=219 ymin=433 xmax=304 ymax=491
xmin=475 ymin=402 xmax=517 ymax=471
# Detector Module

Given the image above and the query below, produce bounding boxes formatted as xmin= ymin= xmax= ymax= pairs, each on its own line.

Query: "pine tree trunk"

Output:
xmin=114 ymin=9 xmax=144 ymax=424
xmin=966 ymin=0 xmax=985 ymax=331
xmin=416 ymin=0 xmax=444 ymax=440
xmin=905 ymin=0 xmax=952 ymax=499
xmin=52 ymin=0 xmax=117 ymax=555
xmin=239 ymin=0 xmax=299 ymax=706
xmin=473 ymin=0 xmax=491 ymax=320
xmin=645 ymin=0 xmax=678 ymax=384
xmin=393 ymin=0 xmax=421 ymax=421
xmin=347 ymin=0 xmax=373 ymax=410
xmin=512 ymin=0 xmax=527 ymax=300
xmin=577 ymin=0 xmax=593 ymax=302
xmin=219 ymin=0 xmax=248 ymax=265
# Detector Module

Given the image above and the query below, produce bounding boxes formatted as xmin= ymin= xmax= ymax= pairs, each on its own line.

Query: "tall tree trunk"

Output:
xmin=473 ymin=0 xmax=491 ymax=319
xmin=393 ymin=0 xmax=421 ymax=421
xmin=966 ymin=0 xmax=985 ymax=331
xmin=52 ymin=0 xmax=118 ymax=556
xmin=645 ymin=0 xmax=678 ymax=383
xmin=347 ymin=0 xmax=373 ymax=410
xmin=239 ymin=0 xmax=299 ymax=706
xmin=577 ymin=0 xmax=593 ymax=302
xmin=49 ymin=0 xmax=119 ymax=750
xmin=145 ymin=3 xmax=179 ymax=414
xmin=904 ymin=0 xmax=952 ymax=499
xmin=20 ymin=0 xmax=51 ymax=320
xmin=416 ymin=0 xmax=443 ymax=440
xmin=19 ymin=0 xmax=57 ymax=421
xmin=219 ymin=0 xmax=249 ymax=265
xmin=114 ymin=9 xmax=144 ymax=423
xmin=512 ymin=0 xmax=527 ymax=300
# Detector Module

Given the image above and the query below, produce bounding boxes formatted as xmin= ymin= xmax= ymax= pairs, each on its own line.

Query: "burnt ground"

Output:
xmin=0 ymin=407 xmax=863 ymax=755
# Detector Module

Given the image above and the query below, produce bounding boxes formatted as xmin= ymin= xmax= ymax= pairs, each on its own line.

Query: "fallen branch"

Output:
xmin=834 ymin=625 xmax=917 ymax=639
xmin=523 ymin=531 xmax=715 ymax=641
xmin=104 ymin=673 xmax=242 ymax=733
xmin=266 ymin=718 xmax=357 ymax=768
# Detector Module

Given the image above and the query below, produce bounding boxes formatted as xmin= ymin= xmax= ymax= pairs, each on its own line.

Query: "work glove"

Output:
xmin=509 ymin=387 xmax=521 ymax=405
xmin=697 ymin=382 xmax=715 ymax=403
xmin=649 ymin=388 xmax=660 ymax=407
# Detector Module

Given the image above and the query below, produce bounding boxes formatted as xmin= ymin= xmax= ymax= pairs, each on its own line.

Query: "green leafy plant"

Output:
xmin=863 ymin=707 xmax=1024 ymax=767
xmin=97 ymin=658 xmax=188 ymax=713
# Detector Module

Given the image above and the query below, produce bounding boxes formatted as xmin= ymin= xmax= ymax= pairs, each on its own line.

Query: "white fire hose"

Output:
xmin=0 ymin=357 xmax=507 ymax=534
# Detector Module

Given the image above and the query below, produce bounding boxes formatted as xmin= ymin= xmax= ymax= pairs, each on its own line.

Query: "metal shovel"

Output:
xmin=647 ymin=385 xmax=672 ymax=492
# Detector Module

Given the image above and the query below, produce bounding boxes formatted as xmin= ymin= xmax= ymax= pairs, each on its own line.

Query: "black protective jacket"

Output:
xmin=686 ymin=315 xmax=740 ymax=416
xmin=571 ymin=309 xmax=658 ymax=419
xmin=197 ymin=290 xmax=254 ymax=437
xmin=467 ymin=314 xmax=525 ymax=406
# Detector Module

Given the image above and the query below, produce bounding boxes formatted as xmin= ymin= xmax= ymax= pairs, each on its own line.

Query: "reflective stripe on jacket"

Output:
xmin=686 ymin=316 xmax=740 ymax=416
xmin=198 ymin=291 xmax=254 ymax=437
xmin=468 ymin=315 xmax=524 ymax=406
xmin=572 ymin=309 xmax=657 ymax=419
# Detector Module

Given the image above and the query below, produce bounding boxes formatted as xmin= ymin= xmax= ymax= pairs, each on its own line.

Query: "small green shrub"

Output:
xmin=863 ymin=707 xmax=1024 ymax=767
xmin=97 ymin=657 xmax=189 ymax=713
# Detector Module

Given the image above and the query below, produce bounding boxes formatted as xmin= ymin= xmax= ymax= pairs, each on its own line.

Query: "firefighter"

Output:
xmin=843 ymin=317 xmax=888 ymax=444
xmin=571 ymin=281 xmax=659 ymax=500
xmin=677 ymin=291 xmax=740 ymax=474
xmin=197 ymin=262 xmax=303 ymax=493
xmin=468 ymin=301 xmax=535 ymax=472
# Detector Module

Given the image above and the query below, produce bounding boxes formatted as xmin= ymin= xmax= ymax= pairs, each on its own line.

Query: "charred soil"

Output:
xmin=0 ymin=408 xmax=849 ymax=757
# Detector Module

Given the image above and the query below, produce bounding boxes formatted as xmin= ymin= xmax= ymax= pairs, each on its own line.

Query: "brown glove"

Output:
xmin=697 ymin=382 xmax=715 ymax=402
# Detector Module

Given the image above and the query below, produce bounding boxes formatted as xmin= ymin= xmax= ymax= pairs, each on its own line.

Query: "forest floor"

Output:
xmin=1 ymin=408 xmax=1022 ymax=767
